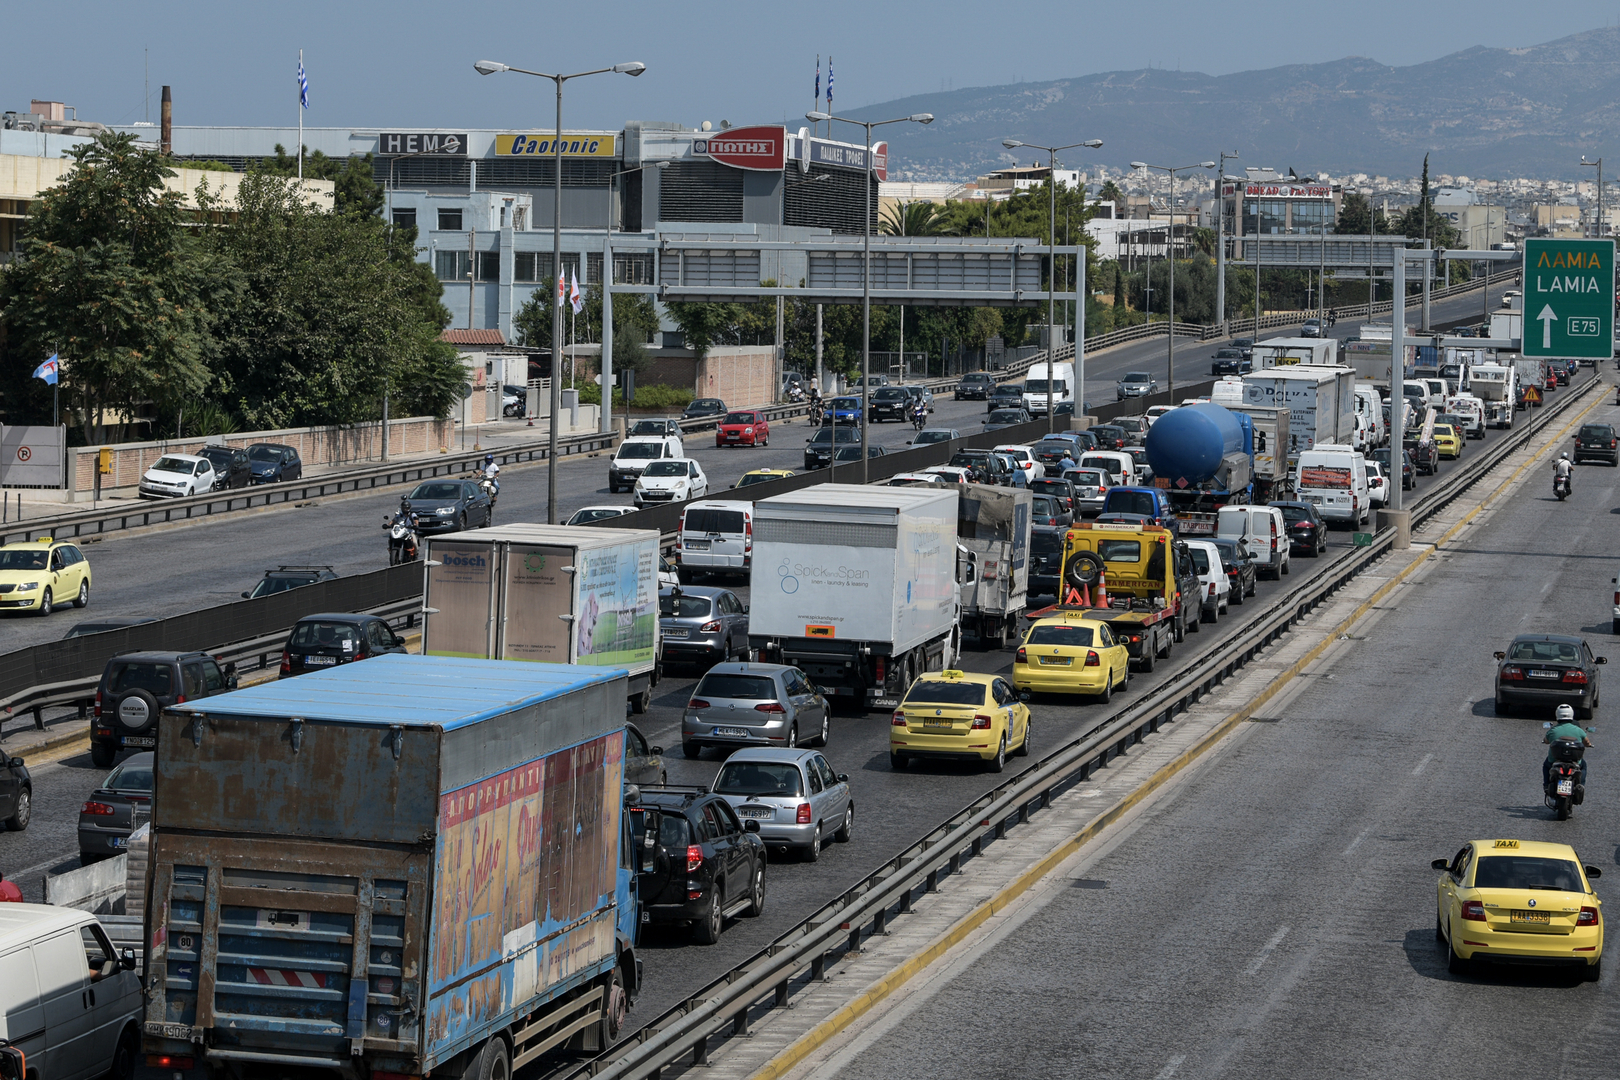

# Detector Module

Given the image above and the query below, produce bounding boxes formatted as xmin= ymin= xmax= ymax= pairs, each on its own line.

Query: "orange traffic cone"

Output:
xmin=1095 ymin=569 xmax=1108 ymax=608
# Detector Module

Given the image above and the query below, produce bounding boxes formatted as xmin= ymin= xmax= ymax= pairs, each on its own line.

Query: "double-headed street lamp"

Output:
xmin=806 ymin=109 xmax=933 ymax=483
xmin=1130 ymin=159 xmax=1216 ymax=402
xmin=1002 ymin=137 xmax=1103 ymax=434
xmin=475 ymin=57 xmax=646 ymax=524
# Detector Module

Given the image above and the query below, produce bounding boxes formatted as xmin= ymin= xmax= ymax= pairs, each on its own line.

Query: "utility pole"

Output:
xmin=1215 ymin=151 xmax=1237 ymax=335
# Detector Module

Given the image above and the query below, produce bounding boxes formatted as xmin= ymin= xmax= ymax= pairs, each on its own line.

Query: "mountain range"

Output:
xmin=843 ymin=26 xmax=1620 ymax=182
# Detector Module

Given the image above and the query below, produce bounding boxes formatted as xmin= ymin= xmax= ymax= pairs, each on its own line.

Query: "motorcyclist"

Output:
xmin=912 ymin=397 xmax=928 ymax=429
xmin=1543 ymin=703 xmax=1591 ymax=788
xmin=482 ymin=453 xmax=500 ymax=497
xmin=1554 ymin=452 xmax=1573 ymax=494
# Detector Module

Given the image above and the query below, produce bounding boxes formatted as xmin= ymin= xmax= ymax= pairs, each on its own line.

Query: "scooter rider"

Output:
xmin=1554 ymin=452 xmax=1574 ymax=494
xmin=482 ymin=453 xmax=500 ymax=497
xmin=1544 ymin=703 xmax=1591 ymax=788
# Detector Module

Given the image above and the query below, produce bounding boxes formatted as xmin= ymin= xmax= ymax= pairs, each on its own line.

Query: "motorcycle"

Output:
xmin=808 ymin=400 xmax=826 ymax=426
xmin=784 ymin=384 xmax=807 ymax=404
xmin=1554 ymin=472 xmax=1571 ymax=501
xmin=912 ymin=407 xmax=928 ymax=432
xmin=468 ymin=472 xmax=499 ymax=513
xmin=385 ymin=502 xmax=422 ymax=565
xmin=1542 ymin=723 xmax=1592 ymax=820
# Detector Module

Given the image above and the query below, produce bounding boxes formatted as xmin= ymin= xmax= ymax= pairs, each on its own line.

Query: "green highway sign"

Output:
xmin=1523 ymin=238 xmax=1616 ymax=358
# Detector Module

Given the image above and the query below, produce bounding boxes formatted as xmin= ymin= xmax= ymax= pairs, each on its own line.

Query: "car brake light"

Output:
xmin=876 ymin=655 xmax=886 ymax=682
xmin=686 ymin=845 xmax=704 ymax=872
xmin=1501 ymin=666 xmax=1524 ymax=681
xmin=1579 ymin=906 xmax=1601 ymax=925
xmin=175 ymin=694 xmax=186 ymax=705
xmin=94 ymin=690 xmax=102 ymax=718
xmin=280 ymin=650 xmax=291 ymax=675
xmin=1208 ymin=583 xmax=1216 ymax=597
xmin=688 ymin=698 xmax=711 ymax=709
xmin=147 ymin=1057 xmax=194 ymax=1071
xmin=892 ymin=710 xmax=907 ymax=726
xmin=1085 ymin=650 xmax=1100 ymax=667
xmin=787 ymin=802 xmax=811 ymax=825
xmin=1563 ymin=670 xmax=1589 ymax=685
xmin=971 ymin=714 xmax=993 ymax=729
xmin=700 ymin=621 xmax=721 ymax=632
xmin=1461 ymin=900 xmax=1487 ymax=922
xmin=1015 ymin=647 xmax=1027 ymax=664
xmin=754 ymin=702 xmax=786 ymax=713
xmin=82 ymin=801 xmax=116 ymax=816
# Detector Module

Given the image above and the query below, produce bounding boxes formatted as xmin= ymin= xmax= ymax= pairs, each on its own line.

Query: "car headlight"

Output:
xmin=744 ymin=427 xmax=753 ymax=434
xmin=436 ymin=507 xmax=456 ymax=515
xmin=15 ymin=581 xmax=39 ymax=592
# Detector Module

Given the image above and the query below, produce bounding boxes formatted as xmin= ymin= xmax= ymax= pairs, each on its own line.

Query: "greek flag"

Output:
xmin=815 ymin=56 xmax=820 ymax=103
xmin=298 ymin=59 xmax=309 ymax=109
xmin=827 ymin=56 xmax=833 ymax=107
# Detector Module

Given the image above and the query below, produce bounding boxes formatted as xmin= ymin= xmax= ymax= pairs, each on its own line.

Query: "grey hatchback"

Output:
xmin=682 ymin=662 xmax=830 ymax=758
xmin=711 ymin=749 xmax=853 ymax=861
xmin=78 ymin=751 xmax=153 ymax=863
xmin=660 ymin=586 xmax=750 ymax=669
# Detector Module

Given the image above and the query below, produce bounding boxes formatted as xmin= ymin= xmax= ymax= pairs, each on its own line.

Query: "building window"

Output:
xmin=437 ymin=208 xmax=463 ymax=231
xmin=435 ymin=250 xmax=471 ymax=281
xmin=513 ymin=206 xmax=527 ymax=230
xmin=392 ymin=207 xmax=417 ymax=229
xmin=477 ymin=251 xmax=501 ymax=282
xmin=515 ymin=252 xmax=538 ymax=282
xmin=614 ymin=252 xmax=654 ymax=285
xmin=559 ymin=252 xmax=581 ymax=284
xmin=586 ymin=252 xmax=603 ymax=286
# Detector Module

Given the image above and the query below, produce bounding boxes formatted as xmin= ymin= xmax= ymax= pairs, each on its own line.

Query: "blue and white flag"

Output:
xmin=827 ymin=56 xmax=833 ymax=107
xmin=33 ymin=353 xmax=59 ymax=385
xmin=815 ymin=56 xmax=820 ymax=104
xmin=298 ymin=58 xmax=309 ymax=109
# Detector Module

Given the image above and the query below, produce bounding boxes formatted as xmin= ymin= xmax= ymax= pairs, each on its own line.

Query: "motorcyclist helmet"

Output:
xmin=485 ymin=454 xmax=495 ymax=464
xmin=1560 ymin=452 xmax=1569 ymax=461
xmin=1555 ymin=704 xmax=1575 ymax=722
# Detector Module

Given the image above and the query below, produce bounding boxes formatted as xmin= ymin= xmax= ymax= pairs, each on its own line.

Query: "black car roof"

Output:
xmin=105 ymin=650 xmax=212 ymax=664
xmin=1510 ymin=633 xmax=1584 ymax=645
xmin=293 ymin=612 xmax=384 ymax=625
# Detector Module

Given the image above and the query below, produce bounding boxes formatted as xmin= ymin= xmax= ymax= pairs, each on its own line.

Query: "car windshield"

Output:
xmin=248 ymin=445 xmax=284 ymax=462
xmin=103 ymin=756 xmax=155 ymax=794
xmin=1027 ymin=624 xmax=1096 ymax=647
xmin=0 ymin=549 xmax=48 ymax=570
xmin=1034 ymin=441 xmax=1075 ymax=456
xmin=151 ymin=456 xmax=195 ymax=474
xmin=1031 ymin=529 xmax=1064 ymax=556
xmin=914 ymin=431 xmax=953 ymax=444
xmin=695 ymin=673 xmax=777 ymax=700
xmin=833 ymin=446 xmax=876 ymax=461
xmin=690 ymin=400 xmax=724 ymax=412
xmin=629 ymin=806 xmax=690 ymax=850
xmin=1032 ymin=496 xmax=1059 ymax=516
xmin=713 ymin=761 xmax=805 ymax=797
xmin=1123 ymin=373 xmax=1151 ymax=383
xmin=950 ymin=452 xmax=988 ymax=467
xmin=630 ymin=421 xmax=671 ymax=435
xmin=660 ymin=595 xmax=712 ymax=618
xmin=1025 ymin=380 xmax=1064 ymax=393
xmin=832 ymin=397 xmax=858 ymax=409
xmin=409 ymin=482 xmax=462 ymax=500
xmin=1473 ymin=855 xmax=1585 ymax=891
xmin=989 ymin=410 xmax=1024 ymax=422
xmin=874 ymin=388 xmax=907 ymax=400
xmin=1213 ymin=541 xmax=1244 ymax=561
xmin=1067 ymin=470 xmax=1105 ymax=487
xmin=289 ymin=620 xmax=364 ymax=650
xmin=198 ymin=448 xmax=233 ymax=464
xmin=1107 ymin=492 xmax=1158 ymax=517
xmin=1081 ymin=456 xmax=1118 ymax=472
xmin=811 ymin=428 xmax=860 ymax=445
xmin=723 ymin=412 xmax=758 ymax=425
xmin=108 ymin=662 xmax=172 ymax=696
xmin=644 ymin=460 xmax=689 ymax=477
xmin=249 ymin=575 xmax=315 ymax=598
xmin=617 ymin=442 xmax=665 ymax=460
xmin=1507 ymin=640 xmax=1580 ymax=663
xmin=685 ymin=508 xmax=746 ymax=533
xmin=1277 ymin=505 xmax=1310 ymax=524
xmin=903 ymin=680 xmax=986 ymax=706
xmin=1580 ymin=425 xmax=1613 ymax=439
xmin=1097 ymin=540 xmax=1142 ymax=562
xmin=567 ymin=508 xmax=627 ymax=524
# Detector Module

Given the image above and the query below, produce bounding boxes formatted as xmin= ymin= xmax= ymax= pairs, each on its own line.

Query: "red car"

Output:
xmin=717 ymin=410 xmax=770 ymax=447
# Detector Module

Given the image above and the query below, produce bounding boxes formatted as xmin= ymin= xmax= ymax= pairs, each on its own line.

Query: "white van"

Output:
xmin=1445 ymin=394 xmax=1486 ymax=439
xmin=1217 ymin=504 xmax=1289 ymax=579
xmin=0 ymin=904 xmax=142 ymax=1080
xmin=1022 ymin=362 xmax=1074 ymax=415
xmin=1079 ymin=451 xmax=1136 ymax=489
xmin=676 ymin=501 xmax=753 ymax=581
xmin=1295 ymin=444 xmax=1371 ymax=527
xmin=1353 ymin=384 xmax=1386 ymax=447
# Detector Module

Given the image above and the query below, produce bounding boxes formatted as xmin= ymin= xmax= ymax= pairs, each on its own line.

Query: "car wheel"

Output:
xmin=37 ymin=587 xmax=52 ymax=617
xmin=745 ymin=862 xmax=766 ymax=917
xmin=1231 ymin=586 xmax=1243 ymax=607
xmin=1096 ymin=674 xmax=1113 ymax=705
xmin=1282 ymin=558 xmax=1290 ymax=575
xmin=801 ymin=825 xmax=821 ymax=863
xmin=3 ymin=786 xmax=29 ymax=831
xmin=811 ymin=712 xmax=829 ymax=748
xmin=110 ymin=1024 xmax=139 ymax=1080
xmin=75 ymin=580 xmax=89 ymax=608
xmin=91 ymin=741 xmax=116 ymax=768
xmin=834 ymin=803 xmax=854 ymax=842
xmin=1014 ymin=719 xmax=1032 ymax=757
xmin=987 ymin=734 xmax=1007 ymax=773
xmin=458 ymin=512 xmax=468 ymax=531
xmin=608 ymin=480 xmax=618 ymax=494
xmin=1586 ymin=957 xmax=1603 ymax=983
xmin=1446 ymin=929 xmax=1471 ymax=976
xmin=694 ymin=887 xmax=724 ymax=944
xmin=682 ymin=742 xmax=702 ymax=760
xmin=785 ymin=724 xmax=798 ymax=749
xmin=889 ymin=751 xmax=907 ymax=770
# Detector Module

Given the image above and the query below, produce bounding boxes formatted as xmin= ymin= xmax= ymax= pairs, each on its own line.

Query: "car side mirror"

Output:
xmin=650 ymin=745 xmax=664 ymax=756
xmin=1586 ymin=865 xmax=1603 ymax=879
xmin=1019 ymin=690 xmax=1032 ymax=703
xmin=744 ymin=819 xmax=761 ymax=833
xmin=8 ymin=757 xmax=22 ymax=768
xmin=241 ymin=591 xmax=252 ymax=599
xmin=742 ymin=605 xmax=750 ymax=614
xmin=1599 ymin=657 xmax=1609 ymax=665
xmin=837 ymin=773 xmax=849 ymax=783
xmin=1493 ymin=651 xmax=1506 ymax=661
xmin=1431 ymin=858 xmax=1450 ymax=870
xmin=120 ymin=947 xmax=137 ymax=971
xmin=226 ymin=675 xmax=239 ymax=689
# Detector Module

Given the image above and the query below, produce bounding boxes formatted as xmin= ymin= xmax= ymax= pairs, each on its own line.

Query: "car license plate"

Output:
xmin=923 ymin=718 xmax=954 ymax=729
xmin=1511 ymin=909 xmax=1551 ymax=924
xmin=737 ymin=806 xmax=772 ymax=819
xmin=1305 ymin=494 xmax=1323 ymax=504
xmin=305 ymin=655 xmax=338 ymax=666
xmin=1529 ymin=669 xmax=1559 ymax=678
xmin=1557 ymin=779 xmax=1575 ymax=795
xmin=726 ymin=433 xmax=740 ymax=439
xmin=122 ymin=736 xmax=156 ymax=748
xmin=686 ymin=540 xmax=710 ymax=550
xmin=712 ymin=727 xmax=752 ymax=738
xmin=663 ymin=628 xmax=689 ymax=638
xmin=111 ymin=836 xmax=128 ymax=848
xmin=1039 ymin=656 xmax=1072 ymax=666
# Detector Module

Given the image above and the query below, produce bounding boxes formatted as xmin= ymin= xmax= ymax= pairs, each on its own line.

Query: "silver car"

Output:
xmin=660 ymin=586 xmax=749 ymax=669
xmin=681 ymin=662 xmax=830 ymax=758
xmin=1063 ymin=467 xmax=1112 ymax=516
xmin=1116 ymin=371 xmax=1158 ymax=399
xmin=711 ymin=748 xmax=853 ymax=860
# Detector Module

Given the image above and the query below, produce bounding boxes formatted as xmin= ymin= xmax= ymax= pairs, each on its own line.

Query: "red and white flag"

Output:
xmin=569 ymin=269 xmax=584 ymax=315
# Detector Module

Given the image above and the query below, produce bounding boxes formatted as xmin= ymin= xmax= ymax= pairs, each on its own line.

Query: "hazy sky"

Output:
xmin=6 ymin=1 xmax=1620 ymax=135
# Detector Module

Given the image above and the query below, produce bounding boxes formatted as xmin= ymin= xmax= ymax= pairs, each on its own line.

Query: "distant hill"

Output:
xmin=844 ymin=26 xmax=1620 ymax=182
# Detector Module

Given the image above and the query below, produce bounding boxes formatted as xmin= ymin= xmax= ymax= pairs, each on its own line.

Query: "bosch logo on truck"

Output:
xmin=441 ymin=552 xmax=487 ymax=568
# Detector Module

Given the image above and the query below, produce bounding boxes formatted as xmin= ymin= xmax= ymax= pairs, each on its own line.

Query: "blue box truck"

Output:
xmin=138 ymin=655 xmax=640 ymax=1080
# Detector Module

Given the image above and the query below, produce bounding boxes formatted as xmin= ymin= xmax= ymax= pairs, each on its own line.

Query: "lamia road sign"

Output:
xmin=1523 ymin=238 xmax=1616 ymax=359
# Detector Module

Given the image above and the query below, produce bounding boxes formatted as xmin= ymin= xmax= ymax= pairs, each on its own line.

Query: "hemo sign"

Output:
xmin=1522 ymin=238 xmax=1615 ymax=359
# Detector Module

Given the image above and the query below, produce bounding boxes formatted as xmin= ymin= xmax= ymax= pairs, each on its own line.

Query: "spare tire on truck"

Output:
xmin=1064 ymin=550 xmax=1105 ymax=590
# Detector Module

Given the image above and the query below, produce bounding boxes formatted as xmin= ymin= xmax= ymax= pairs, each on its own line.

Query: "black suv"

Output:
xmin=1574 ymin=423 xmax=1619 ymax=466
xmin=93 ymin=651 xmax=238 ymax=766
xmin=869 ymin=386 xmax=912 ymax=422
xmin=197 ymin=445 xmax=251 ymax=490
xmin=956 ymin=372 xmax=995 ymax=400
xmin=280 ymin=613 xmax=408 ymax=678
xmin=1209 ymin=348 xmax=1251 ymax=376
xmin=987 ymin=383 xmax=1025 ymax=413
xmin=629 ymin=787 xmax=766 ymax=943
xmin=0 ymin=753 xmax=30 ymax=832
xmin=242 ymin=565 xmax=338 ymax=599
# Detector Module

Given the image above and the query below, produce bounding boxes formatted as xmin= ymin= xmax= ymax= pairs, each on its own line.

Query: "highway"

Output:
xmin=814 ymin=381 xmax=1620 ymax=1080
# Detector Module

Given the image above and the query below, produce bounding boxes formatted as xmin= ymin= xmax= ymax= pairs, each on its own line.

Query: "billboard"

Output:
xmin=378 ymin=132 xmax=467 ymax=156
xmin=696 ymin=126 xmax=786 ymax=171
xmin=495 ymin=133 xmax=617 ymax=158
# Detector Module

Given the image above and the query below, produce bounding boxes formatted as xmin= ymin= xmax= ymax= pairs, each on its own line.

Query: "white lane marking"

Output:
xmin=1244 ymin=925 xmax=1290 ymax=975
xmin=1342 ymin=829 xmax=1370 ymax=856
xmin=1541 ymin=579 xmax=1556 ymax=595
xmin=1154 ymin=1055 xmax=1188 ymax=1079
xmin=1413 ymin=753 xmax=1434 ymax=776
xmin=1457 ymin=700 xmax=1473 ymax=713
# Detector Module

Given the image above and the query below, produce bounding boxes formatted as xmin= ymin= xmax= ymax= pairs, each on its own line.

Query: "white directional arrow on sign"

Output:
xmin=1538 ymin=304 xmax=1558 ymax=349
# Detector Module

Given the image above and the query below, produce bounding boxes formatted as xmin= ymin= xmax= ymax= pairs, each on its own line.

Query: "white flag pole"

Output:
xmin=297 ymin=49 xmax=304 ymax=180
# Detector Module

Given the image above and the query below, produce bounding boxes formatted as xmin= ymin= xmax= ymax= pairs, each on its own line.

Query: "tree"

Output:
xmin=1393 ymin=155 xmax=1461 ymax=250
xmin=880 ymin=200 xmax=946 ymax=237
xmin=1336 ymin=192 xmax=1391 ymax=236
xmin=257 ymin=144 xmax=385 ymax=220
xmin=1098 ymin=179 xmax=1126 ymax=208
xmin=0 ymin=131 xmax=209 ymax=441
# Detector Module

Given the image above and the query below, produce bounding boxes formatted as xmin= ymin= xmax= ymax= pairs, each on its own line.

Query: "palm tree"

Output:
xmin=880 ymin=200 xmax=946 ymax=237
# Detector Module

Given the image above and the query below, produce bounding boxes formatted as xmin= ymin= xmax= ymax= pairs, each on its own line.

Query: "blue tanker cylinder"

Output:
xmin=1144 ymin=403 xmax=1252 ymax=486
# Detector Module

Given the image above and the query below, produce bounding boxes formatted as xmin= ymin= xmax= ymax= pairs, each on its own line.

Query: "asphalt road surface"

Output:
xmin=818 ymin=386 xmax=1620 ymax=1080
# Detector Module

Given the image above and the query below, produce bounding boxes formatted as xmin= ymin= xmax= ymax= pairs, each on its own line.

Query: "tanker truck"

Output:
xmin=1143 ymin=402 xmax=1255 ymax=537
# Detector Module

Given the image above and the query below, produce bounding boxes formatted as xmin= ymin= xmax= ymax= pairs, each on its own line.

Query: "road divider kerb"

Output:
xmin=749 ymin=381 xmax=1599 ymax=1080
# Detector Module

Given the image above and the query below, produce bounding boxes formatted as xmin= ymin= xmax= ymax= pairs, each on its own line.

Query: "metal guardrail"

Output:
xmin=563 ymin=369 xmax=1598 ymax=1080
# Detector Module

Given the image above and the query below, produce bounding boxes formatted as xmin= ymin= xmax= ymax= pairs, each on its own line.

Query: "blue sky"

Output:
xmin=5 ymin=1 xmax=1620 ymax=134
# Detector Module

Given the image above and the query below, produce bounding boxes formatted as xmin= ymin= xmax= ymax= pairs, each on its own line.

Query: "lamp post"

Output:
xmin=1130 ymin=160 xmax=1216 ymax=402
xmin=807 ymin=108 xmax=934 ymax=483
xmin=475 ymin=57 xmax=646 ymax=524
xmin=1582 ymin=156 xmax=1603 ymax=238
xmin=1214 ymin=151 xmax=1238 ymax=335
xmin=1002 ymin=137 xmax=1103 ymax=434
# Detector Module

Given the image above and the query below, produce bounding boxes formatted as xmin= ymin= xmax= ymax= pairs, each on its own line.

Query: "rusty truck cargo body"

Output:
xmin=142 ymin=655 xmax=637 ymax=1079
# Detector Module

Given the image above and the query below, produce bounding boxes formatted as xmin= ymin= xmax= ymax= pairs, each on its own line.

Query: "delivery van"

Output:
xmin=1294 ymin=445 xmax=1370 ymax=527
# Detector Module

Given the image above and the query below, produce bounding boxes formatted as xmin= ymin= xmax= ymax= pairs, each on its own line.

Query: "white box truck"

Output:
xmin=957 ymin=484 xmax=1032 ymax=648
xmin=421 ymin=523 xmax=663 ymax=712
xmin=1250 ymin=336 xmax=1340 ymax=369
xmin=1469 ymin=362 xmax=1516 ymax=427
xmin=749 ymin=485 xmax=961 ymax=709
xmin=1241 ymin=365 xmax=1358 ymax=460
xmin=1228 ymin=403 xmax=1292 ymax=502
xmin=1022 ymin=361 xmax=1075 ymax=415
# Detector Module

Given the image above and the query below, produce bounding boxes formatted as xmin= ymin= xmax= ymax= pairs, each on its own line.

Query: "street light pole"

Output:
xmin=1002 ymin=137 xmax=1103 ymax=434
xmin=475 ymin=57 xmax=646 ymax=524
xmin=809 ymin=108 xmax=933 ymax=483
xmin=1132 ymin=160 xmax=1216 ymax=402
xmin=1215 ymin=151 xmax=1238 ymax=335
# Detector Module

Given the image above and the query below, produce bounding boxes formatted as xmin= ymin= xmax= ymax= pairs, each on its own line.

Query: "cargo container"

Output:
xmin=1227 ymin=403 xmax=1292 ymax=501
xmin=422 ymin=524 xmax=661 ymax=713
xmin=1249 ymin=336 xmax=1339 ymax=369
xmin=1469 ymin=363 xmax=1517 ymax=427
xmin=748 ymin=485 xmax=961 ymax=708
xmin=957 ymin=485 xmax=1032 ymax=648
xmin=139 ymin=656 xmax=640 ymax=1080
xmin=1240 ymin=365 xmax=1358 ymax=459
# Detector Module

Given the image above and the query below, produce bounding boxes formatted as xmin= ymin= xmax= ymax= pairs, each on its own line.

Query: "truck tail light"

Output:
xmin=891 ymin=710 xmax=907 ymax=726
xmin=1015 ymin=647 xmax=1027 ymax=664
xmin=147 ymin=1057 xmax=193 ymax=1071
xmin=754 ymin=702 xmax=786 ymax=713
xmin=876 ymin=655 xmax=886 ymax=683
xmin=1461 ymin=900 xmax=1486 ymax=922
xmin=971 ymin=714 xmax=993 ymax=729
xmin=1085 ymin=650 xmax=1100 ymax=667
xmin=1563 ymin=670 xmax=1589 ymax=685
xmin=796 ymin=803 xmax=813 ymax=824
xmin=688 ymin=698 xmax=711 ymax=709
xmin=280 ymin=650 xmax=291 ymax=675
xmin=686 ymin=845 xmax=704 ymax=872
xmin=82 ymin=801 xmax=116 ymax=816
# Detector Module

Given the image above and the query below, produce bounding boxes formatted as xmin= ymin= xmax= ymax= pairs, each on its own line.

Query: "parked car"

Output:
xmin=0 ymin=753 xmax=30 ymax=831
xmin=279 ymin=613 xmax=407 ymax=678
xmin=717 ymin=410 xmax=770 ymax=447
xmin=242 ymin=564 xmax=337 ymax=599
xmin=609 ymin=435 xmax=684 ymax=492
xmin=196 ymin=444 xmax=251 ymax=490
xmin=1210 ymin=348 xmax=1251 ymax=376
xmin=988 ymin=383 xmax=1025 ymax=413
xmin=911 ymin=428 xmax=958 ymax=446
xmin=1209 ymin=538 xmax=1258 ymax=604
xmin=985 ymin=408 xmax=1033 ymax=432
xmin=1493 ymin=634 xmax=1607 ymax=718
xmin=624 ymin=721 xmax=667 ymax=788
xmin=565 ymin=505 xmax=637 ymax=526
xmin=682 ymin=661 xmax=830 ymax=756
xmin=246 ymin=442 xmax=303 ymax=484
xmin=92 ymin=650 xmax=237 ymax=766
xmin=804 ymin=426 xmax=861 ymax=468
xmin=401 ymin=478 xmax=494 ymax=532
xmin=712 ymin=749 xmax=853 ymax=861
xmin=63 ymin=615 xmax=157 ymax=639
xmin=77 ymin=751 xmax=153 ymax=863
xmin=628 ymin=787 xmax=766 ymax=943
xmin=139 ymin=453 xmax=217 ymax=499
xmin=0 ymin=538 xmax=91 ymax=616
xmin=634 ymin=459 xmax=710 ymax=507
xmin=629 ymin=418 xmax=683 ymax=438
xmin=870 ymin=386 xmax=914 ymax=422
xmin=1574 ymin=422 xmax=1620 ymax=466
xmin=1117 ymin=372 xmax=1159 ymax=399
xmin=956 ymin=372 xmax=995 ymax=400
xmin=682 ymin=398 xmax=729 ymax=425
xmin=1272 ymin=500 xmax=1329 ymax=558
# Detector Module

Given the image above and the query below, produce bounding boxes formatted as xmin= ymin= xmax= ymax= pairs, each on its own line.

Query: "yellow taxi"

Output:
xmin=0 ymin=537 xmax=92 ymax=616
xmin=890 ymin=669 xmax=1030 ymax=773
xmin=1013 ymin=610 xmax=1131 ymax=701
xmin=734 ymin=468 xmax=796 ymax=489
xmin=1433 ymin=838 xmax=1603 ymax=979
xmin=1433 ymin=423 xmax=1464 ymax=460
